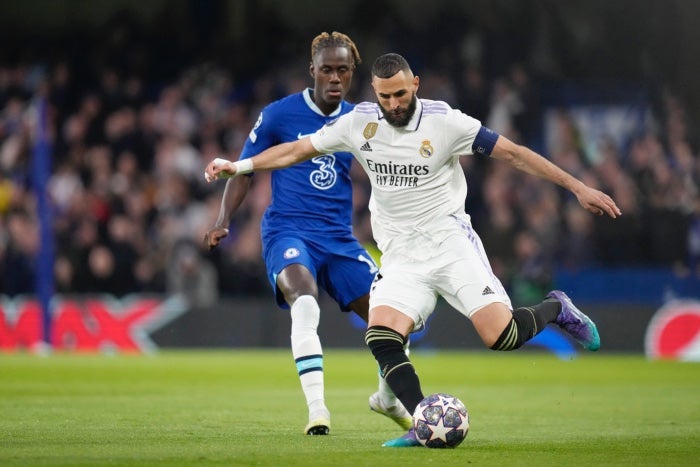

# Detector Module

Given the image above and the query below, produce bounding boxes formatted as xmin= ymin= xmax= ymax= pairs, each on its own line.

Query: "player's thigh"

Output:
xmin=263 ymin=236 xmax=318 ymax=307
xmin=369 ymin=262 xmax=437 ymax=332
xmin=437 ymin=234 xmax=511 ymax=318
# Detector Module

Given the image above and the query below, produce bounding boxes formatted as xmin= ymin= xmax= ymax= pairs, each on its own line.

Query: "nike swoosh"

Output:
xmin=297 ymin=132 xmax=315 ymax=139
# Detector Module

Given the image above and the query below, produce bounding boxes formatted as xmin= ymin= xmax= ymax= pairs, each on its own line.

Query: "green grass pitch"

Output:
xmin=1 ymin=349 xmax=698 ymax=466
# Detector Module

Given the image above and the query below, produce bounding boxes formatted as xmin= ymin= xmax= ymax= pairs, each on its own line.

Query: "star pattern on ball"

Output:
xmin=413 ymin=393 xmax=469 ymax=448
xmin=426 ymin=412 xmax=450 ymax=444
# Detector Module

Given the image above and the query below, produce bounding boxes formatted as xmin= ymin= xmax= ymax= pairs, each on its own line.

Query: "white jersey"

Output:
xmin=310 ymin=98 xmax=482 ymax=256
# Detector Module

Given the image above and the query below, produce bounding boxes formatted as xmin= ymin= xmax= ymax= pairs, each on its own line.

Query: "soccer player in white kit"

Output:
xmin=205 ymin=53 xmax=622 ymax=447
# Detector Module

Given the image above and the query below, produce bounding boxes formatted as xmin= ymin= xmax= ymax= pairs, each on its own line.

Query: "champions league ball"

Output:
xmin=413 ymin=393 xmax=469 ymax=448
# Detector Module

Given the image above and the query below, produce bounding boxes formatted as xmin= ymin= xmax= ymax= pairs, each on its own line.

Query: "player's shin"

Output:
xmin=290 ymin=296 xmax=327 ymax=418
xmin=490 ymin=301 xmax=560 ymax=351
xmin=365 ymin=326 xmax=423 ymax=414
xmin=375 ymin=338 xmax=410 ymax=403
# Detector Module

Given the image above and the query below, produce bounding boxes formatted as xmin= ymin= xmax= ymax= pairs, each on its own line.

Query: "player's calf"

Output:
xmin=490 ymin=301 xmax=560 ymax=351
xmin=365 ymin=326 xmax=424 ymax=415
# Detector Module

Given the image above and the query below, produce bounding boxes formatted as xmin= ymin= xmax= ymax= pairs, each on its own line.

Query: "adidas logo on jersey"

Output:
xmin=360 ymin=142 xmax=373 ymax=152
xmin=482 ymin=286 xmax=494 ymax=295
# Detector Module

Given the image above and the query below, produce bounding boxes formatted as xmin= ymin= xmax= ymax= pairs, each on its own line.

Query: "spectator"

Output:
xmin=0 ymin=11 xmax=698 ymax=301
xmin=166 ymin=240 xmax=218 ymax=309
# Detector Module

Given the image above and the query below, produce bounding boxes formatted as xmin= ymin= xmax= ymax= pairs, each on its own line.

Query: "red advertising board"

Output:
xmin=0 ymin=295 xmax=187 ymax=353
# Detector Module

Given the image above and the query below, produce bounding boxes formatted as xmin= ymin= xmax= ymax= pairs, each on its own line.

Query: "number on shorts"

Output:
xmin=358 ymin=254 xmax=379 ymax=274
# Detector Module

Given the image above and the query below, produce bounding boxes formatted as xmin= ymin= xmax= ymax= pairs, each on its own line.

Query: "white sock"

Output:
xmin=290 ymin=295 xmax=327 ymax=417
xmin=377 ymin=339 xmax=411 ymax=407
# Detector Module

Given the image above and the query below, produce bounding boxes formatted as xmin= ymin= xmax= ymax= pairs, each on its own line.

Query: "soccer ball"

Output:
xmin=413 ymin=393 xmax=469 ymax=448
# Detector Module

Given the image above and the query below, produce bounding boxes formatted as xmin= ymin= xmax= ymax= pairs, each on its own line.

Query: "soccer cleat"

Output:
xmin=369 ymin=392 xmax=413 ymax=431
xmin=304 ymin=417 xmax=330 ymax=435
xmin=382 ymin=428 xmax=420 ymax=447
xmin=548 ymin=290 xmax=601 ymax=351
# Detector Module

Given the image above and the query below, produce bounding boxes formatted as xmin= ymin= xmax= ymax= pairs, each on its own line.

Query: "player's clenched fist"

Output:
xmin=204 ymin=157 xmax=236 ymax=182
xmin=203 ymin=227 xmax=229 ymax=250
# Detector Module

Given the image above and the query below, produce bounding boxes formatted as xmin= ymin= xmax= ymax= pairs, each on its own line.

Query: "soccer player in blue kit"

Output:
xmin=204 ymin=33 xmax=411 ymax=436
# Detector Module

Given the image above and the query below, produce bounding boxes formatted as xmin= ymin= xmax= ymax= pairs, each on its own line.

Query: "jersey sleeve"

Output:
xmin=239 ymin=105 xmax=279 ymax=160
xmin=309 ymin=113 xmax=353 ymax=155
xmin=444 ymin=108 xmax=497 ymax=157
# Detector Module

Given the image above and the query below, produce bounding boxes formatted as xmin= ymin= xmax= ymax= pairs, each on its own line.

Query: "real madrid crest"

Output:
xmin=419 ymin=140 xmax=434 ymax=158
xmin=363 ymin=122 xmax=378 ymax=139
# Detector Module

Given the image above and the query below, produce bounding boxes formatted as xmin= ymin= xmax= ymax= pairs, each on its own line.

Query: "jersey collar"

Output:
xmin=303 ymin=88 xmax=343 ymax=117
xmin=404 ymin=97 xmax=423 ymax=131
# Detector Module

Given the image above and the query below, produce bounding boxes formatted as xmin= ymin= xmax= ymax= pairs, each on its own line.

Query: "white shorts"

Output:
xmin=369 ymin=217 xmax=511 ymax=332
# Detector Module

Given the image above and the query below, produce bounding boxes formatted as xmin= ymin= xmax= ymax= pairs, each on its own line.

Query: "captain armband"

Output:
xmin=472 ymin=126 xmax=500 ymax=156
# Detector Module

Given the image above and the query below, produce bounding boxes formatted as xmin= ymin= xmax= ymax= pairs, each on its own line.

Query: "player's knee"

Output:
xmin=290 ymin=295 xmax=320 ymax=331
xmin=278 ymin=265 xmax=318 ymax=305
xmin=367 ymin=305 xmax=415 ymax=336
xmin=489 ymin=318 xmax=525 ymax=351
xmin=285 ymin=289 xmax=318 ymax=307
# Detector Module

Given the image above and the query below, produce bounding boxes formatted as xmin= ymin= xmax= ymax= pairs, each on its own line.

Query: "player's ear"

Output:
xmin=309 ymin=62 xmax=315 ymax=79
xmin=413 ymin=75 xmax=420 ymax=92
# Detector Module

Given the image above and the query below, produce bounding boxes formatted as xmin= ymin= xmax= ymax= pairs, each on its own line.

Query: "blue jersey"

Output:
xmin=239 ymin=88 xmax=377 ymax=310
xmin=240 ymin=88 xmax=355 ymax=239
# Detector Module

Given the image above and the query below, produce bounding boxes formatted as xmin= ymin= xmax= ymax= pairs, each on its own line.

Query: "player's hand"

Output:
xmin=576 ymin=187 xmax=622 ymax=218
xmin=204 ymin=227 xmax=229 ymax=250
xmin=204 ymin=157 xmax=237 ymax=182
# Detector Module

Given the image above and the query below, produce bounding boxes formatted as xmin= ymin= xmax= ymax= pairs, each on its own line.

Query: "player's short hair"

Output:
xmin=372 ymin=53 xmax=411 ymax=79
xmin=310 ymin=31 xmax=362 ymax=68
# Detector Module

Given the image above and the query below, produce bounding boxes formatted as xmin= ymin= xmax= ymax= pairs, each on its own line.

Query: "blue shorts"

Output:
xmin=262 ymin=232 xmax=378 ymax=311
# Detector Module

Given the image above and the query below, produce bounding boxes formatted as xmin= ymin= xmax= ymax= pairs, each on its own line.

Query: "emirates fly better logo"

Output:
xmin=645 ymin=300 xmax=700 ymax=361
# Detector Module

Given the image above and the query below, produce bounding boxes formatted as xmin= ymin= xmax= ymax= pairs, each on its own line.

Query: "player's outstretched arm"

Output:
xmin=489 ymin=135 xmax=622 ymax=219
xmin=204 ymin=175 xmax=252 ymax=250
xmin=204 ymin=138 xmax=321 ymax=182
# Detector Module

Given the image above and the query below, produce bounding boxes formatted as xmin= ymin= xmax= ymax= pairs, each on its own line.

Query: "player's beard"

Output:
xmin=380 ymin=93 xmax=417 ymax=127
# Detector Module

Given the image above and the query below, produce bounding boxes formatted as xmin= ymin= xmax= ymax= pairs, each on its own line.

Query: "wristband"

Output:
xmin=233 ymin=158 xmax=254 ymax=175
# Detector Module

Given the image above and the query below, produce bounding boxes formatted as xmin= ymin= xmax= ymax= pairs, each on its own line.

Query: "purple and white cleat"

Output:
xmin=547 ymin=290 xmax=601 ymax=351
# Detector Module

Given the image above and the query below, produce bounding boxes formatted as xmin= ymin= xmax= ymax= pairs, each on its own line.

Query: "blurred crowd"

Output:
xmin=1 ymin=26 xmax=698 ymax=308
